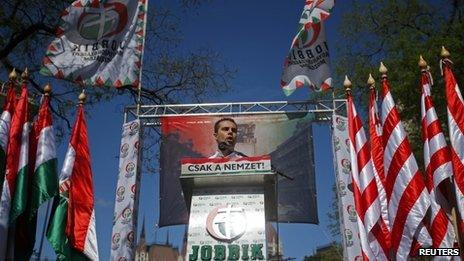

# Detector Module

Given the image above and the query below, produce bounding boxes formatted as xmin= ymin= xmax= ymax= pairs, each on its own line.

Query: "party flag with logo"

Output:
xmin=280 ymin=0 xmax=334 ymax=95
xmin=41 ymin=0 xmax=147 ymax=88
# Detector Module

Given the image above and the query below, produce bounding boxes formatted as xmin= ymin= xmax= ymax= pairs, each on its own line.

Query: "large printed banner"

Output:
xmin=332 ymin=115 xmax=362 ymax=261
xmin=110 ymin=120 xmax=142 ymax=260
xmin=41 ymin=0 xmax=147 ymax=88
xmin=180 ymin=156 xmax=272 ymax=175
xmin=186 ymin=187 xmax=267 ymax=260
xmin=159 ymin=113 xmax=317 ymax=226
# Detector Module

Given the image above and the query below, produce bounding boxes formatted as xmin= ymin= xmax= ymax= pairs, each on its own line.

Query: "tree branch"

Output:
xmin=0 ymin=23 xmax=54 ymax=60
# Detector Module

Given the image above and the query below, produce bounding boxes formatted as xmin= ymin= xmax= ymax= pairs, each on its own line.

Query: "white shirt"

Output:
xmin=209 ymin=150 xmax=243 ymax=159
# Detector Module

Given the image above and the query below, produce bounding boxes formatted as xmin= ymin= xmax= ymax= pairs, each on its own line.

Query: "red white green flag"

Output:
xmin=40 ymin=0 xmax=147 ymax=88
xmin=29 ymin=94 xmax=59 ymax=218
xmin=0 ymin=85 xmax=17 ymax=194
xmin=47 ymin=103 xmax=98 ymax=260
xmin=0 ymin=84 xmax=29 ymax=259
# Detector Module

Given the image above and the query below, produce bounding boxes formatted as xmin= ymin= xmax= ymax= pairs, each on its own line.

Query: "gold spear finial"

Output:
xmin=343 ymin=75 xmax=352 ymax=91
xmin=43 ymin=83 xmax=52 ymax=96
xmin=418 ymin=55 xmax=427 ymax=69
xmin=441 ymin=46 xmax=450 ymax=58
xmin=367 ymin=73 xmax=375 ymax=85
xmin=21 ymin=68 xmax=29 ymax=81
xmin=78 ymin=89 xmax=86 ymax=104
xmin=379 ymin=62 xmax=388 ymax=74
xmin=8 ymin=68 xmax=17 ymax=81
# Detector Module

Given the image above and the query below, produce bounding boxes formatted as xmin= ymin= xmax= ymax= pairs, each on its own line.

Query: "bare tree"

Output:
xmin=0 ymin=0 xmax=235 ymax=140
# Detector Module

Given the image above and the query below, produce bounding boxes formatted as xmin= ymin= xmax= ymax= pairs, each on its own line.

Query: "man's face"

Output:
xmin=214 ymin=120 xmax=237 ymax=148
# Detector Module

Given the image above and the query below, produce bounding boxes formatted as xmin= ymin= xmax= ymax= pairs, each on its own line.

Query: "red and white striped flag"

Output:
xmin=0 ymin=82 xmax=29 ymax=259
xmin=380 ymin=63 xmax=431 ymax=259
xmin=441 ymin=51 xmax=464 ymax=237
xmin=419 ymin=61 xmax=456 ymax=248
xmin=345 ymin=76 xmax=389 ymax=260
xmin=367 ymin=76 xmax=391 ymax=251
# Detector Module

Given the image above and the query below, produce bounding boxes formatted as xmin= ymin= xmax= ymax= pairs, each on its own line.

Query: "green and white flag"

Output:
xmin=41 ymin=0 xmax=147 ymax=88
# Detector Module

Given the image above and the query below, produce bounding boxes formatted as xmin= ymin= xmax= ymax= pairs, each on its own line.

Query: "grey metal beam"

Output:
xmin=124 ymin=99 xmax=347 ymax=126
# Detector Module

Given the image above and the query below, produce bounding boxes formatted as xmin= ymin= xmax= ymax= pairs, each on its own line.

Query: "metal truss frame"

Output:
xmin=124 ymin=98 xmax=347 ymax=126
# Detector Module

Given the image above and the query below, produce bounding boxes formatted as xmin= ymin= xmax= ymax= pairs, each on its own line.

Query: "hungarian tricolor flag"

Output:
xmin=14 ymin=91 xmax=60 ymax=260
xmin=0 ymin=84 xmax=17 ymax=194
xmin=0 ymin=83 xmax=29 ymax=259
xmin=29 ymin=92 xmax=58 ymax=218
xmin=47 ymin=102 xmax=98 ymax=260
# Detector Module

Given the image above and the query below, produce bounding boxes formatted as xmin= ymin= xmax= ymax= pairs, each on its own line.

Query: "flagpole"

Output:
xmin=37 ymin=200 xmax=52 ymax=260
xmin=440 ymin=47 xmax=464 ymax=254
xmin=35 ymin=83 xmax=53 ymax=260
xmin=136 ymin=0 xmax=149 ymax=119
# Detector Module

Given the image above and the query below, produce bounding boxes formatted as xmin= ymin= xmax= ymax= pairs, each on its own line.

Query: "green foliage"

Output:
xmin=336 ymin=0 xmax=464 ymax=166
xmin=0 ymin=0 xmax=234 ymax=136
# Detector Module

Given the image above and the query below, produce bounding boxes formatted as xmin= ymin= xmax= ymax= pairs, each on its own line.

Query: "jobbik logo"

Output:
xmin=206 ymin=205 xmax=247 ymax=242
xmin=188 ymin=205 xmax=264 ymax=260
xmin=78 ymin=2 xmax=128 ymax=41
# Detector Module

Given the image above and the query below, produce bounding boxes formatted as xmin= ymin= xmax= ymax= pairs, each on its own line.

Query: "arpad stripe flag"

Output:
xmin=368 ymin=86 xmax=391 ymax=251
xmin=380 ymin=72 xmax=431 ymax=259
xmin=280 ymin=0 xmax=334 ymax=95
xmin=420 ymin=69 xmax=456 ymax=248
xmin=0 ymin=85 xmax=17 ymax=193
xmin=441 ymin=58 xmax=464 ymax=236
xmin=346 ymin=87 xmax=389 ymax=259
xmin=47 ymin=104 xmax=98 ymax=260
xmin=0 ymin=84 xmax=29 ymax=259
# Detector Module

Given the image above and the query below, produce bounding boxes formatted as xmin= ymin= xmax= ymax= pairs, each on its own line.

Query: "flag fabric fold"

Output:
xmin=280 ymin=0 xmax=334 ymax=95
xmin=8 ymin=82 xmax=30 ymax=225
xmin=441 ymin=58 xmax=464 ymax=237
xmin=380 ymin=71 xmax=431 ymax=259
xmin=0 ymin=84 xmax=17 ymax=194
xmin=0 ymin=83 xmax=29 ymax=259
xmin=346 ymin=86 xmax=390 ymax=260
xmin=419 ymin=68 xmax=456 ymax=248
xmin=47 ymin=103 xmax=98 ymax=260
xmin=28 ymin=94 xmax=58 ymax=219
xmin=41 ymin=0 xmax=148 ymax=88
xmin=367 ymin=85 xmax=391 ymax=253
